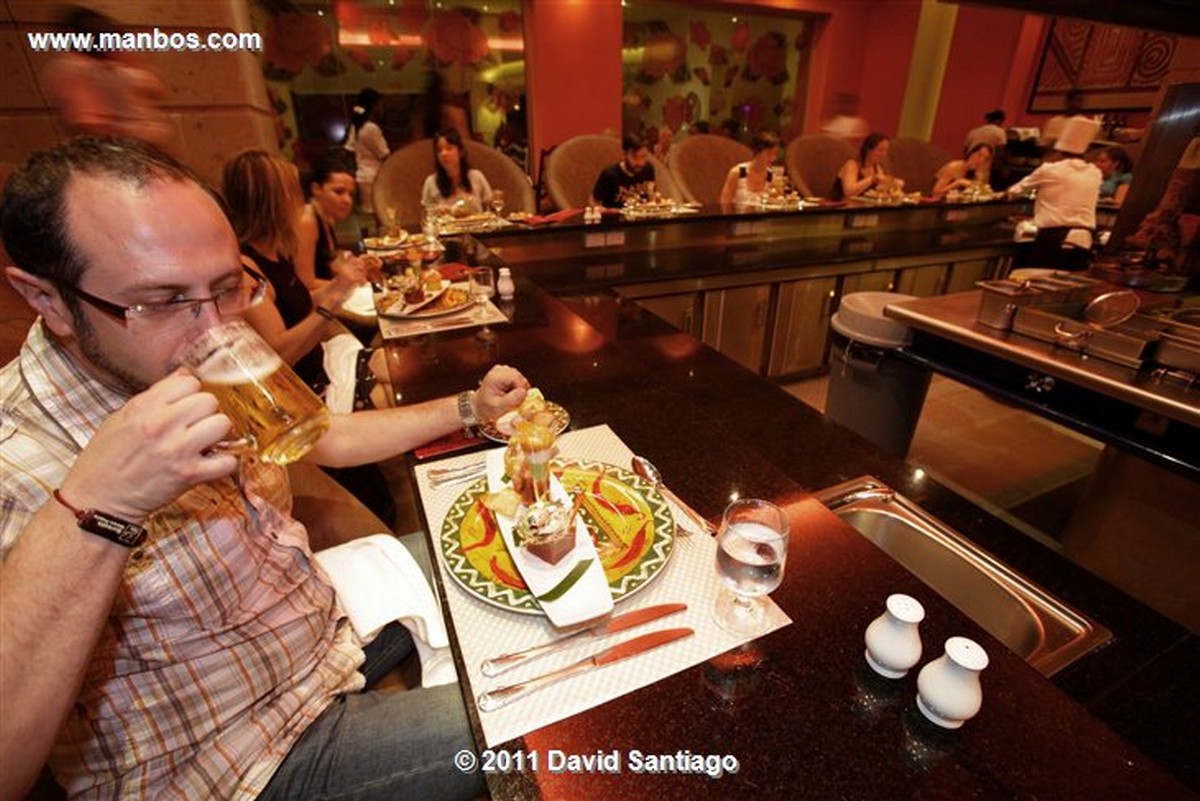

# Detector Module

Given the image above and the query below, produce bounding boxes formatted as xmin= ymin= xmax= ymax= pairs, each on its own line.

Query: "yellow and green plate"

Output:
xmin=439 ymin=459 xmax=675 ymax=614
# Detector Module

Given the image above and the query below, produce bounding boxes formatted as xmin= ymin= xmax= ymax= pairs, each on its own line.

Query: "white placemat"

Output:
xmin=378 ymin=300 xmax=507 ymax=340
xmin=414 ymin=424 xmax=791 ymax=748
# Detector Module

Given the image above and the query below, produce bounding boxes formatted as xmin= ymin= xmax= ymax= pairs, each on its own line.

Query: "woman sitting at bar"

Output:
xmin=719 ymin=131 xmax=782 ymax=205
xmin=932 ymin=143 xmax=994 ymax=198
xmin=221 ymin=150 xmax=365 ymax=393
xmin=296 ymin=152 xmax=361 ymax=291
xmin=420 ymin=127 xmax=493 ymax=217
xmin=833 ymin=132 xmax=899 ymax=200
xmin=1095 ymin=146 xmax=1133 ymax=206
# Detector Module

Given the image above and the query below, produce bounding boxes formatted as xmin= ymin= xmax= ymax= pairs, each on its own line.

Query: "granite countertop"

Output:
xmin=387 ymin=284 xmax=1196 ymax=799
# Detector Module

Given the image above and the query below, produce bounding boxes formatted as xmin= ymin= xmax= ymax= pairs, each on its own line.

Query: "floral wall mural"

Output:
xmin=251 ymin=0 xmax=525 ymax=167
xmin=622 ymin=4 xmax=812 ymax=156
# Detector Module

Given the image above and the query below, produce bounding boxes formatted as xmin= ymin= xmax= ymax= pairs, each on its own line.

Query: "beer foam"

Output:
xmin=200 ymin=348 xmax=283 ymax=384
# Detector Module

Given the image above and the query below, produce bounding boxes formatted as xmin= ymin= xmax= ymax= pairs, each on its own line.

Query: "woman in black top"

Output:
xmin=296 ymin=153 xmax=360 ymax=291
xmin=833 ymin=132 xmax=897 ymax=200
xmin=221 ymin=150 xmax=364 ymax=390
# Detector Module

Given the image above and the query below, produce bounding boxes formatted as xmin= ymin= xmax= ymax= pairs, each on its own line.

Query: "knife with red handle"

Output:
xmin=481 ymin=602 xmax=688 ymax=677
xmin=477 ymin=627 xmax=694 ymax=712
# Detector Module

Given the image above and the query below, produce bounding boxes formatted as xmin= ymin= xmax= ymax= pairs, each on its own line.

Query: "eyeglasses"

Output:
xmin=58 ymin=268 xmax=268 ymax=329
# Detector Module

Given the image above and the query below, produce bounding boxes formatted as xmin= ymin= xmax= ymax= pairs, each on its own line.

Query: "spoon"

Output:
xmin=630 ymin=455 xmax=715 ymax=535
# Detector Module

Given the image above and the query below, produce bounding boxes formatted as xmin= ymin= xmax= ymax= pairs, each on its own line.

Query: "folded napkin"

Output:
xmin=438 ymin=262 xmax=470 ymax=281
xmin=1014 ymin=219 xmax=1038 ymax=242
xmin=322 ymin=333 xmax=364 ymax=414
xmin=526 ymin=208 xmax=581 ymax=225
xmin=340 ymin=284 xmax=377 ymax=316
xmin=314 ymin=534 xmax=457 ymax=687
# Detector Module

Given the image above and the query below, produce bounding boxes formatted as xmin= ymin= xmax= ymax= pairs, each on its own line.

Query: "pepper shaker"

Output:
xmin=864 ymin=593 xmax=924 ymax=678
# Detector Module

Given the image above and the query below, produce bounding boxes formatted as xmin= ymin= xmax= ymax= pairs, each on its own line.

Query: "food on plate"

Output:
xmin=503 ymin=419 xmax=556 ymax=506
xmin=494 ymin=388 xmax=559 ymax=437
xmin=482 ymin=488 xmax=522 ymax=518
xmin=363 ymin=233 xmax=406 ymax=250
xmin=515 ymin=501 xmax=574 ymax=565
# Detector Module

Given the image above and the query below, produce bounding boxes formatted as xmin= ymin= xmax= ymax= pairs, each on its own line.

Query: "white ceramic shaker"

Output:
xmin=497 ymin=267 xmax=515 ymax=299
xmin=864 ymin=593 xmax=925 ymax=678
xmin=916 ymin=636 xmax=989 ymax=729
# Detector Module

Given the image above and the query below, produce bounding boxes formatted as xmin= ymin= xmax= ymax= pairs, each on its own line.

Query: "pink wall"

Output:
xmin=931 ymin=5 xmax=1033 ymax=153
xmin=523 ymin=0 xmax=623 ymax=178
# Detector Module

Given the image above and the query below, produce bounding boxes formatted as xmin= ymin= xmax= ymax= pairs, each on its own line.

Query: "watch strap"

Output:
xmin=456 ymin=390 xmax=479 ymax=429
xmin=52 ymin=488 xmax=148 ymax=548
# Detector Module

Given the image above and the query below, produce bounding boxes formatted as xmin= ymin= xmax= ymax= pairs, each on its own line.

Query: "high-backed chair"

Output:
xmin=372 ymin=139 xmax=535 ymax=228
xmin=785 ymin=135 xmax=856 ymax=199
xmin=544 ymin=135 xmax=622 ymax=210
xmin=372 ymin=140 xmax=434 ymax=229
xmin=543 ymin=134 xmax=681 ymax=210
xmin=885 ymin=137 xmax=953 ymax=196
xmin=668 ymin=134 xmax=752 ymax=204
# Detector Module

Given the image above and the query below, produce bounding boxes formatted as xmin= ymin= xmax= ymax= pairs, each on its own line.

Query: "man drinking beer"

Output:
xmin=0 ymin=136 xmax=527 ymax=800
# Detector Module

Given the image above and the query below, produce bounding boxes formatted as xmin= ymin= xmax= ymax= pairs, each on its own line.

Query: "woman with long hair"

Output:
xmin=420 ymin=127 xmax=493 ymax=215
xmin=719 ymin=131 xmax=782 ymax=205
xmin=833 ymin=132 xmax=897 ymax=200
xmin=296 ymin=152 xmax=360 ymax=291
xmin=932 ymin=143 xmax=994 ymax=198
xmin=221 ymin=150 xmax=365 ymax=391
xmin=344 ymin=87 xmax=390 ymax=214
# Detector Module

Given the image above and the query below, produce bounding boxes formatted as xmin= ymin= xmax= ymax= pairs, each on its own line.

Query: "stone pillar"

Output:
xmin=1 ymin=0 xmax=274 ymax=186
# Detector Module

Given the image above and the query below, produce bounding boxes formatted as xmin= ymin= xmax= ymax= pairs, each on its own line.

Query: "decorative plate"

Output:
xmin=478 ymin=402 xmax=570 ymax=443
xmin=438 ymin=460 xmax=675 ymax=615
xmin=377 ymin=282 xmax=473 ymax=319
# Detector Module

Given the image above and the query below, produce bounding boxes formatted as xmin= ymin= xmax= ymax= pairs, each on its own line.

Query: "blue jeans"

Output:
xmin=259 ymin=623 xmax=485 ymax=800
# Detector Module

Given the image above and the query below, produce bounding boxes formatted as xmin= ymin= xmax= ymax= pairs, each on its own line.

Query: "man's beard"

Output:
xmin=71 ymin=306 xmax=149 ymax=394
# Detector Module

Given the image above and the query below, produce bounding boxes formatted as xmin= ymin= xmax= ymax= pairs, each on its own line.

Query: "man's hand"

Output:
xmin=59 ymin=371 xmax=238 ymax=522
xmin=475 ymin=364 xmax=530 ymax=422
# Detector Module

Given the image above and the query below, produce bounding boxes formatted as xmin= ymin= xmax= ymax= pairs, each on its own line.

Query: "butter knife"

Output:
xmin=477 ymin=627 xmax=694 ymax=712
xmin=481 ymin=603 xmax=688 ymax=677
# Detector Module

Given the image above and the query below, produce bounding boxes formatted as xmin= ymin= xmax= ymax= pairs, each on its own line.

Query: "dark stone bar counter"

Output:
xmin=383 ymin=247 xmax=1197 ymax=797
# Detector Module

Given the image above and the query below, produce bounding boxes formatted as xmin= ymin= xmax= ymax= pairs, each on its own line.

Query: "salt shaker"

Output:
xmin=916 ymin=636 xmax=989 ymax=729
xmin=864 ymin=593 xmax=924 ymax=678
xmin=497 ymin=267 xmax=515 ymax=299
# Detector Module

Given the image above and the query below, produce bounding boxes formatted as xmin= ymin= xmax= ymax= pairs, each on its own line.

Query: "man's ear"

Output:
xmin=4 ymin=266 xmax=77 ymax=337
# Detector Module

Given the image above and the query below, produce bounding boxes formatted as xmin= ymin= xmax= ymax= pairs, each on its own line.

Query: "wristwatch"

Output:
xmin=457 ymin=390 xmax=479 ymax=429
xmin=52 ymin=488 xmax=148 ymax=548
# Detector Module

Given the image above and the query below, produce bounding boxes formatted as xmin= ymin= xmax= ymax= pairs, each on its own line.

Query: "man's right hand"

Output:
xmin=58 ymin=371 xmax=238 ymax=523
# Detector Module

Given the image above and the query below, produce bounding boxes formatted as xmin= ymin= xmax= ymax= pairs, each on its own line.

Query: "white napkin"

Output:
xmin=321 ymin=333 xmax=364 ymax=414
xmin=314 ymin=533 xmax=457 ymax=687
xmin=1014 ymin=219 xmax=1038 ymax=242
xmin=341 ymin=284 xmax=377 ymax=316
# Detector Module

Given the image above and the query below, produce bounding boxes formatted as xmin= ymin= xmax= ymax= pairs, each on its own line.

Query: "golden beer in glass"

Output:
xmin=178 ymin=321 xmax=330 ymax=465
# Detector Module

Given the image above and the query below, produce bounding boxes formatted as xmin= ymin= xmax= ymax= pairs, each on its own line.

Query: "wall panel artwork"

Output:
xmin=1029 ymin=19 xmax=1177 ymax=113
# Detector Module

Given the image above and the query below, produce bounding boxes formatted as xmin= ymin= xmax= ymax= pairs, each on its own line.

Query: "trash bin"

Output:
xmin=824 ymin=292 xmax=931 ymax=458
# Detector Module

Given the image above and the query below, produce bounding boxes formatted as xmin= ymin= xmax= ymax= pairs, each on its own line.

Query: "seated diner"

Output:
xmin=719 ymin=131 xmax=782 ymax=206
xmin=590 ymin=133 xmax=656 ymax=208
xmin=420 ymin=126 xmax=493 ymax=218
xmin=932 ymin=142 xmax=995 ymax=198
xmin=832 ymin=132 xmax=900 ymax=200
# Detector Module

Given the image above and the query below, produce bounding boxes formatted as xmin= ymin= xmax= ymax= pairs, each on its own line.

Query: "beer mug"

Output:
xmin=176 ymin=320 xmax=330 ymax=465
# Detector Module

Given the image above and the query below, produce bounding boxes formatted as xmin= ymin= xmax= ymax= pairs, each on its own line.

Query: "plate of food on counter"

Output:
xmin=362 ymin=233 xmax=407 ymax=255
xmin=478 ymin=388 xmax=570 ymax=443
xmin=437 ymin=402 xmax=674 ymax=626
xmin=376 ymin=277 xmax=472 ymax=318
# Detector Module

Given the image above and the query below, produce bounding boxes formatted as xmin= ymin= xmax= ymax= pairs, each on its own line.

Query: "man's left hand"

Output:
xmin=475 ymin=364 xmax=530 ymax=422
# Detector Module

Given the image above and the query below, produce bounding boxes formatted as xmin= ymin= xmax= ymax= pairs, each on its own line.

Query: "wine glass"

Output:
xmin=468 ymin=266 xmax=497 ymax=342
xmin=713 ymin=498 xmax=789 ymax=636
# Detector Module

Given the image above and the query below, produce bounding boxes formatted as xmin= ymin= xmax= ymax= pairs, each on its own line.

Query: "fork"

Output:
xmin=427 ymin=462 xmax=487 ymax=488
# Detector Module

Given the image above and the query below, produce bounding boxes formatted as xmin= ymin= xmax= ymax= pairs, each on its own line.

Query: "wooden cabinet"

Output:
xmin=944 ymin=258 xmax=991 ymax=293
xmin=701 ymin=284 xmax=772 ymax=373
xmin=767 ymin=276 xmax=838 ymax=377
xmin=842 ymin=271 xmax=895 ymax=294
xmin=635 ymin=293 xmax=701 ymax=336
xmin=894 ymin=264 xmax=948 ymax=296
